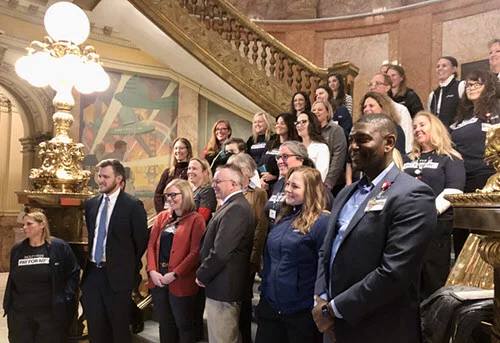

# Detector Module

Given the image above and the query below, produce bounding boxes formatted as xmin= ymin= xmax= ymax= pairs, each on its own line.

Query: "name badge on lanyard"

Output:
xmin=482 ymin=123 xmax=492 ymax=132
xmin=365 ymin=199 xmax=387 ymax=212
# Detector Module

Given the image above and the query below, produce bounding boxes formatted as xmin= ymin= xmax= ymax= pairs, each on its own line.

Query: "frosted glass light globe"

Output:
xmin=44 ymin=2 xmax=90 ymax=45
xmin=15 ymin=55 xmax=34 ymax=82
xmin=49 ymin=53 xmax=82 ymax=91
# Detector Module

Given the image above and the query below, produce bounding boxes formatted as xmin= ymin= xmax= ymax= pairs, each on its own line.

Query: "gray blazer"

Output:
xmin=197 ymin=192 xmax=255 ymax=302
xmin=315 ymin=165 xmax=436 ymax=343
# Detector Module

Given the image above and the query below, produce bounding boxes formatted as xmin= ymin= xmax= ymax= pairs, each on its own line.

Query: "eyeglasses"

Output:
xmin=294 ymin=119 xmax=308 ymax=126
xmin=215 ymin=127 xmax=229 ymax=132
xmin=368 ymin=81 xmax=387 ymax=87
xmin=275 ymin=154 xmax=298 ymax=162
xmin=212 ymin=179 xmax=234 ymax=185
xmin=164 ymin=192 xmax=181 ymax=199
xmin=465 ymin=82 xmax=484 ymax=90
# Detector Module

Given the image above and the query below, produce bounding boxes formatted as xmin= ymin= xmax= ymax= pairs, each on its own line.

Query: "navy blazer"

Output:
xmin=315 ymin=165 xmax=436 ymax=343
xmin=83 ymin=190 xmax=149 ymax=292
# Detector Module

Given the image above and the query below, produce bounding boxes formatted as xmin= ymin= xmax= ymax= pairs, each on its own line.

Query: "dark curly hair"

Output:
xmin=296 ymin=110 xmax=325 ymax=144
xmin=455 ymin=71 xmax=500 ymax=123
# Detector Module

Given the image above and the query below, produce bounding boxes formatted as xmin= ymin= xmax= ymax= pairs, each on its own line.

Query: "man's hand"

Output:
xmin=195 ymin=278 xmax=205 ymax=287
xmin=312 ymin=296 xmax=335 ymax=334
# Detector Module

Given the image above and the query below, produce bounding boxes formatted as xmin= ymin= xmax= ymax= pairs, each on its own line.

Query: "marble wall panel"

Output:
xmin=324 ymin=33 xmax=389 ymax=120
xmin=398 ymin=13 xmax=433 ymax=105
xmin=442 ymin=8 xmax=500 ymax=75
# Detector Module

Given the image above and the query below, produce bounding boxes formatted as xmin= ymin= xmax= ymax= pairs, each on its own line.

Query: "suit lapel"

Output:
xmin=340 ymin=166 xmax=401 ymax=246
xmin=323 ymin=183 xmax=358 ymax=284
xmin=107 ymin=191 xmax=124 ymax=236
xmin=212 ymin=192 xmax=242 ymax=220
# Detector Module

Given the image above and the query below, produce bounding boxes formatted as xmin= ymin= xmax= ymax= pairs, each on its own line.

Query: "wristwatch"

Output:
xmin=321 ymin=301 xmax=335 ymax=319
xmin=173 ymin=272 xmax=179 ymax=279
xmin=321 ymin=303 xmax=333 ymax=319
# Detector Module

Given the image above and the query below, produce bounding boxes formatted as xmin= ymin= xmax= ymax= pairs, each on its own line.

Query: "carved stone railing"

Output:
xmin=128 ymin=0 xmax=358 ymax=114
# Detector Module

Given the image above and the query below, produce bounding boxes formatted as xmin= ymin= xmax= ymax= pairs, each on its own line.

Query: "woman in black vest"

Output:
xmin=427 ymin=56 xmax=465 ymax=128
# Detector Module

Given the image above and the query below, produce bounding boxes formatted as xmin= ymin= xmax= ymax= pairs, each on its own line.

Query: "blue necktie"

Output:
xmin=94 ymin=196 xmax=109 ymax=263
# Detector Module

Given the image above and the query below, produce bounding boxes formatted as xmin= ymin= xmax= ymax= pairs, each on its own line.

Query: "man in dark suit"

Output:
xmin=196 ymin=164 xmax=255 ymax=343
xmin=313 ymin=114 xmax=437 ymax=342
xmin=82 ymin=159 xmax=149 ymax=343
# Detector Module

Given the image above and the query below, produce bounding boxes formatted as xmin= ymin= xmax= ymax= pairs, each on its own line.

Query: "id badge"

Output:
xmin=365 ymin=199 xmax=386 ymax=212
xmin=269 ymin=209 xmax=276 ymax=219
xmin=482 ymin=123 xmax=492 ymax=132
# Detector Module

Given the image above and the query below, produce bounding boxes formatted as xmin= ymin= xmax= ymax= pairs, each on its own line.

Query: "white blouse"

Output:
xmin=307 ymin=142 xmax=331 ymax=182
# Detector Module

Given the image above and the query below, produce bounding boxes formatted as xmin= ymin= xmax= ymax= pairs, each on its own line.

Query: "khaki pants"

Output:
xmin=205 ymin=297 xmax=242 ymax=343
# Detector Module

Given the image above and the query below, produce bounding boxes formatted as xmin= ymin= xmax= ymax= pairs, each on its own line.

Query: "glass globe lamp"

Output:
xmin=44 ymin=2 xmax=90 ymax=44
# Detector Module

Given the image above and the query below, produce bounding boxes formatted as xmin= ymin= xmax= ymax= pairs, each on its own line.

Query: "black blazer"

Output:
xmin=197 ymin=192 xmax=255 ymax=302
xmin=83 ymin=190 xmax=149 ymax=292
xmin=315 ymin=166 xmax=436 ymax=342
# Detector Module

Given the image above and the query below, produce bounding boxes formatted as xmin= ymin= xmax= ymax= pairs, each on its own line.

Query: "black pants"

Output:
xmin=239 ymin=272 xmax=256 ymax=343
xmin=8 ymin=308 xmax=63 ymax=343
xmin=420 ymin=218 xmax=453 ymax=301
xmin=194 ymin=286 xmax=206 ymax=340
xmin=151 ymin=286 xmax=197 ymax=343
xmin=255 ymin=298 xmax=322 ymax=343
xmin=81 ymin=266 xmax=132 ymax=343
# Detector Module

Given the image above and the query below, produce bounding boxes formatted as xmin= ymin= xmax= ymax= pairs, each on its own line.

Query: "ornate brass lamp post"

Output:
xmin=14 ymin=3 xmax=111 ymax=337
xmin=15 ymin=1 xmax=109 ymax=194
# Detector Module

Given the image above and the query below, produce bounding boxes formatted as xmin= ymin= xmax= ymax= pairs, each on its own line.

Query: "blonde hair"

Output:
xmin=23 ymin=211 xmax=51 ymax=242
xmin=408 ymin=111 xmax=462 ymax=160
xmin=164 ymin=179 xmax=196 ymax=214
xmin=392 ymin=150 xmax=403 ymax=170
xmin=276 ymin=166 xmax=326 ymax=234
xmin=189 ymin=157 xmax=213 ymax=186
xmin=252 ymin=112 xmax=276 ymax=142
xmin=312 ymin=99 xmax=334 ymax=122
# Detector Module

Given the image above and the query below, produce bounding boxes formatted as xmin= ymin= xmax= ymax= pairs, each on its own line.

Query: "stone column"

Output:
xmin=177 ymin=83 xmax=200 ymax=155
xmin=19 ymin=136 xmax=36 ymax=191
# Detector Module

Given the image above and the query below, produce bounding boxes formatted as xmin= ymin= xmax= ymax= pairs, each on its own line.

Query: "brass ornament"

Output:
xmin=478 ymin=124 xmax=500 ymax=193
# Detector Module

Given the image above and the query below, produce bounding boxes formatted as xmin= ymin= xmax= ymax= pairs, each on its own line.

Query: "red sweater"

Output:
xmin=146 ymin=210 xmax=206 ymax=296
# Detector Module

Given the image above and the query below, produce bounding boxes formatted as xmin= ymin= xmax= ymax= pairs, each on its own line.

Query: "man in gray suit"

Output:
xmin=313 ymin=114 xmax=436 ymax=342
xmin=196 ymin=164 xmax=255 ymax=343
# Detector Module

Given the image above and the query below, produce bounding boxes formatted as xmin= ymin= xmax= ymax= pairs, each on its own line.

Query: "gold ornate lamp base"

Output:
xmin=28 ymin=88 xmax=91 ymax=195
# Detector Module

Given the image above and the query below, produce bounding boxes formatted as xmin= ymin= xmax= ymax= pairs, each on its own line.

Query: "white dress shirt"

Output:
xmin=91 ymin=187 xmax=120 ymax=262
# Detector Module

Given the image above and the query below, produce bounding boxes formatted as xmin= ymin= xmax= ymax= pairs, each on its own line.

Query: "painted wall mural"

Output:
xmin=80 ymin=71 xmax=179 ymax=212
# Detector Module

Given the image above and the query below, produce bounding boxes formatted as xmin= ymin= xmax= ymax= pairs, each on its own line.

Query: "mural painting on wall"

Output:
xmin=80 ymin=71 xmax=179 ymax=212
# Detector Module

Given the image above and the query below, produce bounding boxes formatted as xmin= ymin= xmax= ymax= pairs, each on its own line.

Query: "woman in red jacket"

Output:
xmin=147 ymin=179 xmax=206 ymax=343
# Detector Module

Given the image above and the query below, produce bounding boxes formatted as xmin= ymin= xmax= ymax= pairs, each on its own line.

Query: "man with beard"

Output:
xmin=82 ymin=159 xmax=149 ymax=343
xmin=313 ymin=114 xmax=436 ymax=342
